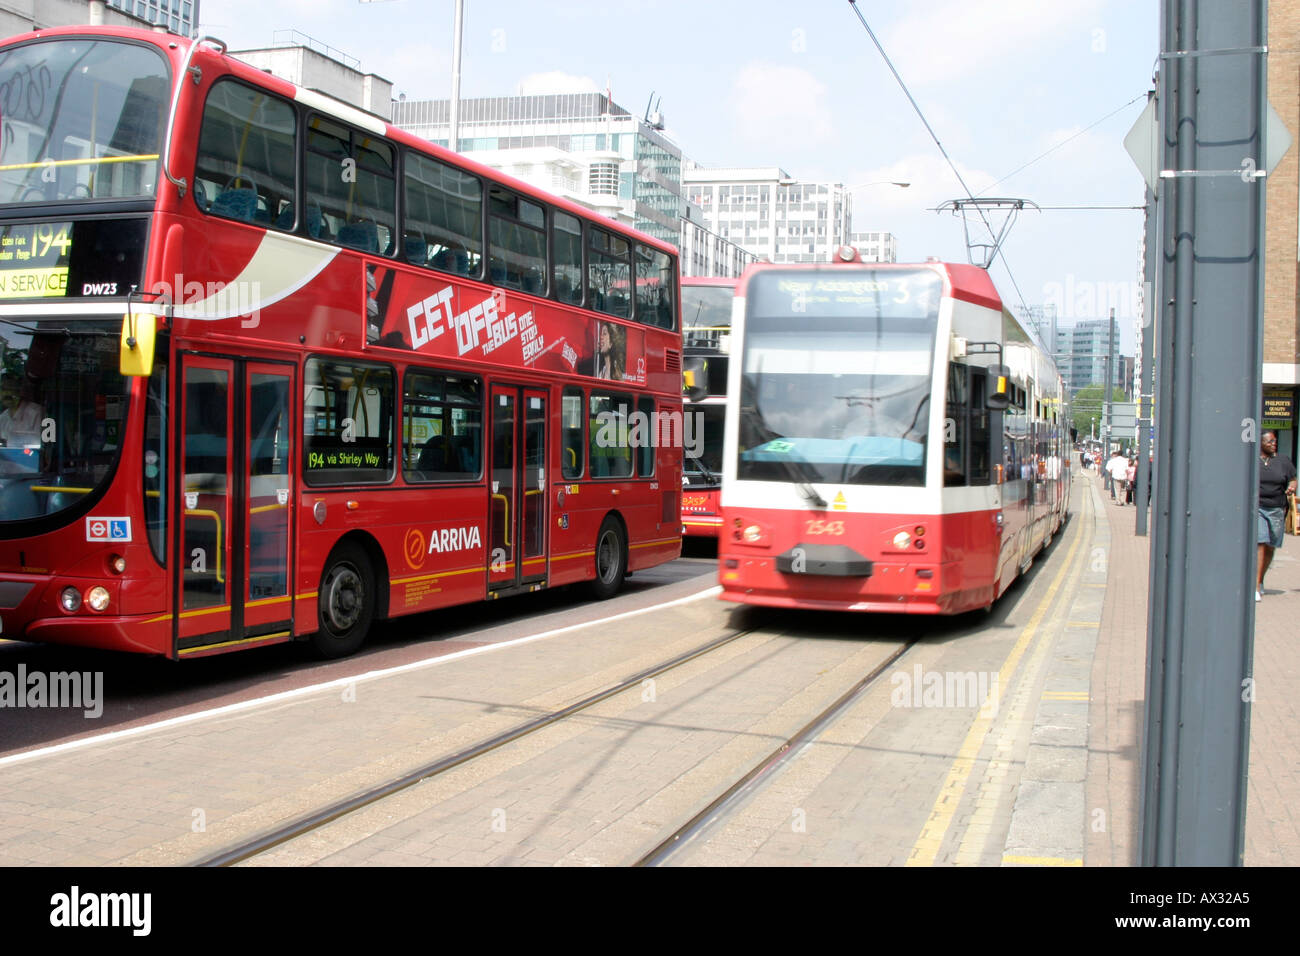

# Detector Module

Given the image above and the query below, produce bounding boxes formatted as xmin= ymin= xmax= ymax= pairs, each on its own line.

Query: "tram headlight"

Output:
xmin=86 ymin=586 xmax=110 ymax=613
xmin=892 ymin=531 xmax=911 ymax=550
xmin=60 ymin=588 xmax=82 ymax=612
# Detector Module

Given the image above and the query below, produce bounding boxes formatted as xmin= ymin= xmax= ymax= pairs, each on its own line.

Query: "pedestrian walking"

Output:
xmin=1256 ymin=430 xmax=1297 ymax=601
xmin=1106 ymin=451 xmax=1127 ymax=501
xmin=1125 ymin=457 xmax=1137 ymax=505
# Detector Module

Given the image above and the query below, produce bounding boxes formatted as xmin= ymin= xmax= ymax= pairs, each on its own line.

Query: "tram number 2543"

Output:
xmin=804 ymin=519 xmax=845 ymax=536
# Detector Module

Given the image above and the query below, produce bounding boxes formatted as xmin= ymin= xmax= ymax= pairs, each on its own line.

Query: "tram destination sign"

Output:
xmin=0 ymin=218 xmax=147 ymax=300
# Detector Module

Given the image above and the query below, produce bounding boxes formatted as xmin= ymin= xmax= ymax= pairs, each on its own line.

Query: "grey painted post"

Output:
xmin=1136 ymin=155 xmax=1155 ymax=535
xmin=1141 ymin=0 xmax=1263 ymax=866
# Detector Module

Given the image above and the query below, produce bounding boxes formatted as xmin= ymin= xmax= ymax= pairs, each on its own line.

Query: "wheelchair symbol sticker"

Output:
xmin=86 ymin=517 xmax=132 ymax=542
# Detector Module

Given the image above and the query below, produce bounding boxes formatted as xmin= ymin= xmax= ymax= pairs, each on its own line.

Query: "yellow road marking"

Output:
xmin=907 ymin=498 xmax=1089 ymax=867
xmin=1002 ymin=855 xmax=1083 ymax=866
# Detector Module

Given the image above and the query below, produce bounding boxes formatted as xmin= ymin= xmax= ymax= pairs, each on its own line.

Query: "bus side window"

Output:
xmin=404 ymin=152 xmax=483 ymax=278
xmin=488 ymin=187 xmax=547 ymax=295
xmin=306 ymin=114 xmax=396 ymax=257
xmin=554 ymin=212 xmax=584 ymax=306
xmin=634 ymin=244 xmax=675 ymax=330
xmin=562 ymin=388 xmax=584 ymax=480
xmin=194 ymin=80 xmax=296 ymax=232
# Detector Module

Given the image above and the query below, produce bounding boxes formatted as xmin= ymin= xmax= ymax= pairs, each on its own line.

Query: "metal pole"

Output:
xmin=449 ymin=0 xmax=465 ymax=152
xmin=1141 ymin=0 xmax=1263 ymax=866
xmin=1137 ymin=129 xmax=1156 ymax=534
xmin=1105 ymin=307 xmax=1115 ymax=454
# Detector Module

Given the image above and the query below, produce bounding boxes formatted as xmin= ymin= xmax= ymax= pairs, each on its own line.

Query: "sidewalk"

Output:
xmin=1081 ymin=467 xmax=1300 ymax=866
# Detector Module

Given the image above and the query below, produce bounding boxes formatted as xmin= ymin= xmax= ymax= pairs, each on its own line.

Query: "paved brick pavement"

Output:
xmin=1082 ymin=467 xmax=1300 ymax=866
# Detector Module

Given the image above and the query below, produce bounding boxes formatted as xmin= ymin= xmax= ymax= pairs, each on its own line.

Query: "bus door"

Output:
xmin=488 ymin=385 xmax=548 ymax=593
xmin=176 ymin=356 xmax=295 ymax=654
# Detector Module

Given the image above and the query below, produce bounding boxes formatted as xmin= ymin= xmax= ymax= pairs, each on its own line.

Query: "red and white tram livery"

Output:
xmin=718 ymin=254 xmax=1069 ymax=614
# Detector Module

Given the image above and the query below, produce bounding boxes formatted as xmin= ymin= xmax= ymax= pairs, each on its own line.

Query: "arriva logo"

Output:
xmin=427 ymin=526 xmax=483 ymax=554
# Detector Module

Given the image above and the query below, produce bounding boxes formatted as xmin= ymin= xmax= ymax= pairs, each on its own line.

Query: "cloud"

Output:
xmin=730 ymin=62 xmax=834 ymax=149
xmin=883 ymin=0 xmax=1106 ymax=85
xmin=517 ymin=71 xmax=600 ymax=95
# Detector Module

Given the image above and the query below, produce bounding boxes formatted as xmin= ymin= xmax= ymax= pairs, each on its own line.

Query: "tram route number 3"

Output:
xmin=804 ymin=519 xmax=844 ymax=536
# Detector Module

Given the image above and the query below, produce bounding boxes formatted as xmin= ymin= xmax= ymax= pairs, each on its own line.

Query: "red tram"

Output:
xmin=718 ymin=252 xmax=1069 ymax=613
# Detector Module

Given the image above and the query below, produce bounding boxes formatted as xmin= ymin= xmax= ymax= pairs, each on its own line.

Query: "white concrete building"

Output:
xmin=850 ymin=231 xmax=898 ymax=263
xmin=682 ymin=165 xmax=853 ymax=264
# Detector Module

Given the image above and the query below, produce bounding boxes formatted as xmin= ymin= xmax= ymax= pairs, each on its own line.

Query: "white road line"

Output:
xmin=0 ymin=586 xmax=722 ymax=769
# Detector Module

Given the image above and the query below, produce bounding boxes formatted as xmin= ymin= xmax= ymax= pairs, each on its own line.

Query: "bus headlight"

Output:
xmin=60 ymin=588 xmax=82 ymax=612
xmin=86 ymin=586 xmax=111 ymax=612
xmin=893 ymin=531 xmax=911 ymax=549
xmin=743 ymin=524 xmax=765 ymax=543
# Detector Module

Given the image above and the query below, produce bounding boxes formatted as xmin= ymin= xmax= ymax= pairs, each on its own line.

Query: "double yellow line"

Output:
xmin=906 ymin=492 xmax=1092 ymax=867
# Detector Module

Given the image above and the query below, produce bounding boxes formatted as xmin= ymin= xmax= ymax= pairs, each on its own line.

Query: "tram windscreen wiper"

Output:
xmin=783 ymin=455 xmax=827 ymax=510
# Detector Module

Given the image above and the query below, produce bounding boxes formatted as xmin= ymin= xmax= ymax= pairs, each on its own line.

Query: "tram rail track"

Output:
xmin=193 ymin=624 xmax=761 ymax=866
xmin=633 ymin=637 xmax=918 ymax=866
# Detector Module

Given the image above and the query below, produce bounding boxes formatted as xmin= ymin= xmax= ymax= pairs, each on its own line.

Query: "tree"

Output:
xmin=1071 ymin=385 xmax=1128 ymax=438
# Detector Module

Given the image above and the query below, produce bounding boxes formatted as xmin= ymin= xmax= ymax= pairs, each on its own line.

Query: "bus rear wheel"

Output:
xmin=588 ymin=516 xmax=627 ymax=600
xmin=313 ymin=542 xmax=374 ymax=658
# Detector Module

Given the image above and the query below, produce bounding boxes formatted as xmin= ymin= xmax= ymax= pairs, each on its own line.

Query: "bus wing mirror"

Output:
xmin=683 ymin=356 xmax=709 ymax=403
xmin=120 ymin=311 xmax=157 ymax=377
xmin=987 ymin=368 xmax=1010 ymax=410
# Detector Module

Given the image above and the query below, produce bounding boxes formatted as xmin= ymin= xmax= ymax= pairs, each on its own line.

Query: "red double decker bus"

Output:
xmin=0 ymin=27 xmax=682 ymax=658
xmin=680 ymin=277 xmax=734 ymax=538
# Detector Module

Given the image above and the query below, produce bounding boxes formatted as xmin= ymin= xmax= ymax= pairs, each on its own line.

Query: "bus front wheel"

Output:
xmin=588 ymin=516 xmax=627 ymax=600
xmin=313 ymin=542 xmax=374 ymax=658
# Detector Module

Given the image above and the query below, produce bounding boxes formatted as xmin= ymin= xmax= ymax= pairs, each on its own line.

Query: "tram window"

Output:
xmin=403 ymin=153 xmax=483 ymax=277
xmin=944 ymin=364 xmax=968 ymax=487
xmin=305 ymin=114 xmax=397 ymax=255
xmin=488 ymin=187 xmax=547 ymax=294
xmin=554 ymin=212 xmax=584 ymax=305
xmin=588 ymin=392 xmax=633 ymax=478
xmin=634 ymin=244 xmax=675 ymax=330
xmin=968 ymin=369 xmax=991 ymax=485
xmin=588 ymin=228 xmax=631 ymax=319
xmin=402 ymin=371 xmax=482 ymax=482
xmin=195 ymin=80 xmax=297 ymax=231
xmin=562 ymin=388 xmax=585 ymax=479
xmin=303 ymin=359 xmax=395 ymax=485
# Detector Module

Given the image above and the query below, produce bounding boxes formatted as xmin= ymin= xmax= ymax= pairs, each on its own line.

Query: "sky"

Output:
xmin=199 ymin=0 xmax=1158 ymax=355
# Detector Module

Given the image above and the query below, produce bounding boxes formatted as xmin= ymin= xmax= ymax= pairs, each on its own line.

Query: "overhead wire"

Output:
xmin=845 ymin=0 xmax=1058 ymax=330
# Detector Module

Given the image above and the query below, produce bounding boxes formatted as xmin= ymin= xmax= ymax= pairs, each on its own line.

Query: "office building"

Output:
xmin=682 ymin=165 xmax=852 ymax=264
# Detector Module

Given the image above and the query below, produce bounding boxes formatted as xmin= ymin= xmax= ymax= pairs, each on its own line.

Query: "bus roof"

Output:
xmin=4 ymin=25 xmax=679 ymax=259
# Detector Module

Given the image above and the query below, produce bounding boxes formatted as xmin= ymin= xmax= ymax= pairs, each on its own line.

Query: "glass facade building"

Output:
xmin=393 ymin=94 xmax=687 ymax=245
xmin=106 ymin=0 xmax=198 ymax=36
